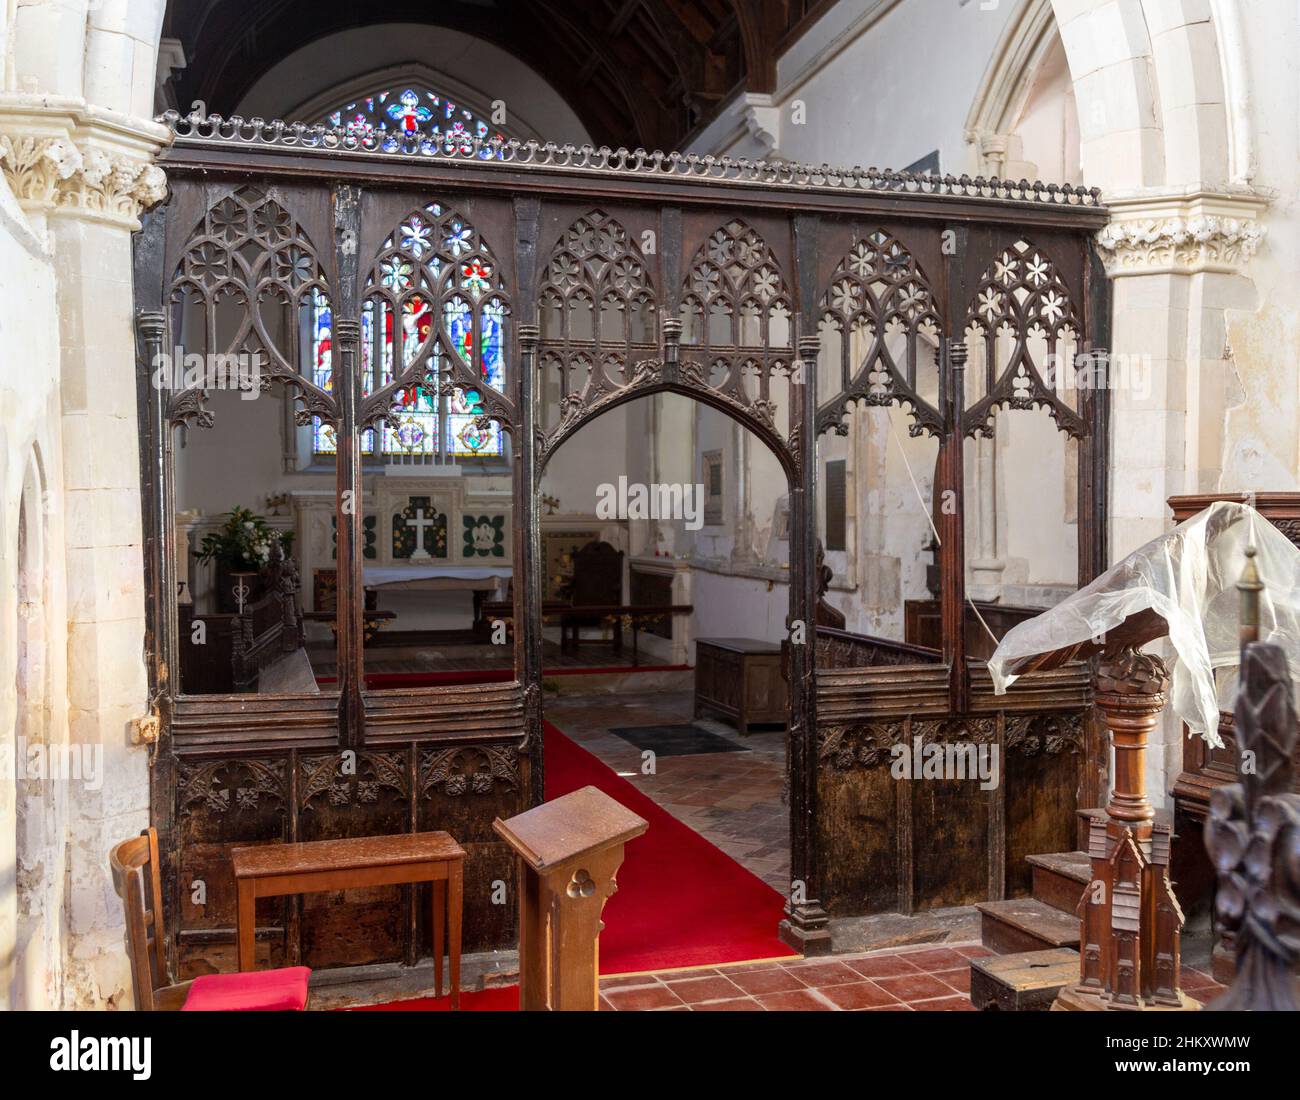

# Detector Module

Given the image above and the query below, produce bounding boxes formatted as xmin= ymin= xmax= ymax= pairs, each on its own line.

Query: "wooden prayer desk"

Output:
xmin=494 ymin=786 xmax=648 ymax=1011
xmin=231 ymin=832 xmax=465 ymax=1006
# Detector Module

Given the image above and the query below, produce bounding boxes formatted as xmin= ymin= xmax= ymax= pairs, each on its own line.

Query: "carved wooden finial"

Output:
xmin=1206 ymin=641 xmax=1300 ymax=1010
xmin=1238 ymin=544 xmax=1263 ymax=652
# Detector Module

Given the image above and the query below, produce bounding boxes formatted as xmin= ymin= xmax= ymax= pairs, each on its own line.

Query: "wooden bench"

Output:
xmin=232 ymin=831 xmax=465 ymax=1007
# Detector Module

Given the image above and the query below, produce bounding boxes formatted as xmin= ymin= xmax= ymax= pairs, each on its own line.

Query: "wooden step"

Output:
xmin=976 ymin=897 xmax=1081 ymax=955
xmin=1026 ymin=850 xmax=1090 ymax=913
xmin=969 ymin=947 xmax=1080 ymax=1011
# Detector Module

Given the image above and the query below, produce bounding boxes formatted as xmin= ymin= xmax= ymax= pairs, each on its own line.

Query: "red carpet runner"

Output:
xmin=542 ymin=720 xmax=789 ymax=974
xmin=351 ymin=720 xmax=790 ymax=1010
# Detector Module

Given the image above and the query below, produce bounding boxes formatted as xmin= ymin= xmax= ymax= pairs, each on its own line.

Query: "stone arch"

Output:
xmin=1050 ymin=0 xmax=1237 ymax=191
xmin=969 ymin=1 xmax=1246 ymax=192
xmin=8 ymin=446 xmax=57 ymax=1008
xmin=966 ymin=0 xmax=1076 ymax=181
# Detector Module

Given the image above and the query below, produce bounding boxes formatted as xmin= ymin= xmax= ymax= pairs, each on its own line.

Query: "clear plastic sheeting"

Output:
xmin=988 ymin=501 xmax=1300 ymax=747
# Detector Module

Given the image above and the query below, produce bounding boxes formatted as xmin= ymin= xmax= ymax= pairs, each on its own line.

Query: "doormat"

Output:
xmin=608 ymin=723 xmax=750 ymax=757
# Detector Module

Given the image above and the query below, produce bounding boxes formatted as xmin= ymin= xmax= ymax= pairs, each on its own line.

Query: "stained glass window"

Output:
xmin=308 ymin=202 xmax=508 ymax=461
xmin=310 ymin=288 xmax=336 ymax=454
xmin=323 ymin=88 xmax=504 ymax=158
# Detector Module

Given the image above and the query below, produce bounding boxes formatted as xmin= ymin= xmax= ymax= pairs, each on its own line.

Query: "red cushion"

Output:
xmin=182 ymin=967 xmax=311 ymax=1011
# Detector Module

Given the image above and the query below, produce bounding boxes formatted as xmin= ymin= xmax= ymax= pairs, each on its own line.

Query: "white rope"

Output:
xmin=885 ymin=413 xmax=940 ymax=547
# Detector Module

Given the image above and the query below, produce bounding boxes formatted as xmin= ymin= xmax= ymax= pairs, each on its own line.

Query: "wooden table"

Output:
xmin=694 ymin=637 xmax=787 ymax=732
xmin=231 ymin=831 xmax=465 ymax=1007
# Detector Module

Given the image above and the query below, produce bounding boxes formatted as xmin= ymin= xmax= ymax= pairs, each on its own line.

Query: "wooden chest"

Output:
xmin=693 ymin=637 xmax=787 ymax=733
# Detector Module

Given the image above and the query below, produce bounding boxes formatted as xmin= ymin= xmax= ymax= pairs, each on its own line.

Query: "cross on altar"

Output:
xmin=406 ymin=507 xmax=438 ymax=560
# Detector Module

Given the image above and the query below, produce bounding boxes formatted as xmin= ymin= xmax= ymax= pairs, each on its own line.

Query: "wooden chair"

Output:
xmin=110 ymin=828 xmax=310 ymax=1011
xmin=562 ymin=540 xmax=625 ymax=654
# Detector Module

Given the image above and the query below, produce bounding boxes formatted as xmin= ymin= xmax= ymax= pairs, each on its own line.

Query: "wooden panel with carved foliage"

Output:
xmin=813 ymin=703 xmax=1088 ymax=918
xmin=415 ymin=742 xmax=522 ymax=954
xmin=817 ymin=722 xmax=903 ymax=915
xmin=296 ymin=750 xmax=412 ymax=968
xmin=172 ymin=741 xmax=527 ymax=978
xmin=909 ymin=718 xmax=996 ymax=910
xmin=175 ymin=756 xmax=293 ymax=975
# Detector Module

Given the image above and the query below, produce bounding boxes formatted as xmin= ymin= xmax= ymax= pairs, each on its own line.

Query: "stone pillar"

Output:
xmin=969 ymin=434 xmax=1006 ymax=601
xmin=0 ymin=98 xmax=168 ymax=1007
xmin=1095 ymin=190 xmax=1268 ymax=802
xmin=1096 ymin=191 xmax=1268 ymax=555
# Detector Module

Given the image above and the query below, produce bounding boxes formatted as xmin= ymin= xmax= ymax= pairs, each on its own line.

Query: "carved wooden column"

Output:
xmin=332 ymin=184 xmax=365 ymax=747
xmin=513 ymin=196 xmax=544 ymax=805
xmin=938 ymin=340 xmax=969 ymax=713
xmin=782 ymin=213 xmax=832 ymax=956
xmin=1056 ymin=646 xmax=1196 ymax=1010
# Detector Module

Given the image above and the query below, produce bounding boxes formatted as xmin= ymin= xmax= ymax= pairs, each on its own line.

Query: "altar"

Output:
xmin=292 ymin=478 xmax=514 ymax=637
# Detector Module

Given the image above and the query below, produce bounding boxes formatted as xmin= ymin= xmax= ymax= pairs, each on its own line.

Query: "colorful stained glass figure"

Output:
xmin=444 ymin=296 xmax=473 ymax=363
xmin=461 ymin=259 xmax=492 ymax=298
xmin=480 ymin=298 xmax=506 ymax=389
xmin=310 ymin=289 xmax=335 ymax=453
xmin=387 ymin=89 xmax=434 ymax=134
xmin=323 ymin=88 xmax=505 ymax=159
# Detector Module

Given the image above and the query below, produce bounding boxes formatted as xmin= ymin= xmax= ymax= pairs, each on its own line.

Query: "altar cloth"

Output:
xmin=363 ymin=564 xmax=513 ymax=592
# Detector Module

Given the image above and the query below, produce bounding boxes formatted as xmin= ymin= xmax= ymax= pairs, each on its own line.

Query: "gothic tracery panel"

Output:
xmin=678 ymin=219 xmax=794 ymax=437
xmin=538 ymin=209 xmax=659 ymax=441
xmin=167 ymin=185 xmax=336 ymax=430
xmin=815 ymin=230 xmax=943 ymax=439
xmin=353 ymin=202 xmax=513 ymax=460
xmin=963 ymin=238 xmax=1084 ymax=438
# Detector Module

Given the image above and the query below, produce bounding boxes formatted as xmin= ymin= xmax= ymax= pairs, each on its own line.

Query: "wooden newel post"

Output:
xmin=1056 ymin=646 xmax=1196 ymax=1011
xmin=494 ymin=785 xmax=647 ymax=1011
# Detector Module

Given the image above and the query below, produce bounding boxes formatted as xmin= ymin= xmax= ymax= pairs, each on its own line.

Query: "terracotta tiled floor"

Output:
xmin=536 ymin=689 xmax=1236 ymax=1013
xmin=597 ymin=943 xmax=1230 ymax=1011
xmin=546 ymin=690 xmax=790 ymax=892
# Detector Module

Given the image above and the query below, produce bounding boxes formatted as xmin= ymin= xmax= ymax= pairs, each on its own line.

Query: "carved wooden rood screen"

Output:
xmin=133 ymin=112 xmax=1110 ymax=974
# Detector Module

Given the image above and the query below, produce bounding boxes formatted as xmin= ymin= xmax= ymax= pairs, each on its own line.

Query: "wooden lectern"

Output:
xmin=494 ymin=785 xmax=648 ymax=1011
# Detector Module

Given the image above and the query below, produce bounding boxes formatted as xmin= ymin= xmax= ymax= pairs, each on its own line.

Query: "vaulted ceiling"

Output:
xmin=164 ymin=0 xmax=837 ymax=150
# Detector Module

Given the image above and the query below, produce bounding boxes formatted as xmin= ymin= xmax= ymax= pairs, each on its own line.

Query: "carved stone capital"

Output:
xmin=1095 ymin=190 xmax=1271 ymax=277
xmin=0 ymin=97 xmax=170 ymax=229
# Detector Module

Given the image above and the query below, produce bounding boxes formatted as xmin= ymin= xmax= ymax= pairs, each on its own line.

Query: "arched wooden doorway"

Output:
xmin=513 ymin=205 xmax=823 ymax=951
